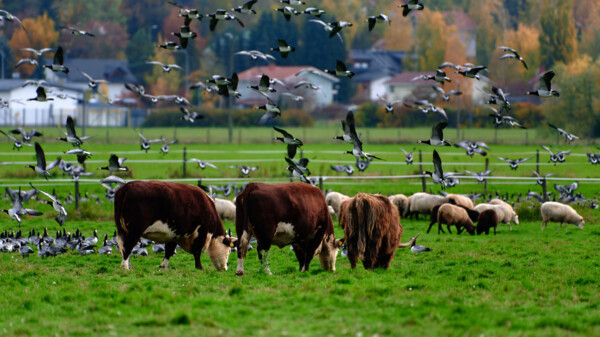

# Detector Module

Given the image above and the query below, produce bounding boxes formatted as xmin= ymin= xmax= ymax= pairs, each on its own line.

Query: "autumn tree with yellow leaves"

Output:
xmin=9 ymin=13 xmax=59 ymax=78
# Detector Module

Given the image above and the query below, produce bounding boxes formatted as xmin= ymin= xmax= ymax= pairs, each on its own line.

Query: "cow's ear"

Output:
xmin=223 ymin=236 xmax=237 ymax=248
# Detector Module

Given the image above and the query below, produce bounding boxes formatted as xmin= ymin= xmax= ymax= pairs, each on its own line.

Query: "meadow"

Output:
xmin=0 ymin=126 xmax=599 ymax=336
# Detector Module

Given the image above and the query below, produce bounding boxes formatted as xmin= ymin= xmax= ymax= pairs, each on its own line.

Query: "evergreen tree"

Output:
xmin=125 ymin=28 xmax=155 ymax=85
xmin=539 ymin=0 xmax=578 ymax=68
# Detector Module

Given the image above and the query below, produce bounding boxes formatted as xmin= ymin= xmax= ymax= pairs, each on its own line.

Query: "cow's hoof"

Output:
xmin=236 ymin=270 xmax=244 ymax=276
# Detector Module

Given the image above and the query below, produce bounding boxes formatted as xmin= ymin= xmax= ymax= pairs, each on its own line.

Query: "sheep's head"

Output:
xmin=577 ymin=217 xmax=585 ymax=229
xmin=512 ymin=214 xmax=520 ymax=225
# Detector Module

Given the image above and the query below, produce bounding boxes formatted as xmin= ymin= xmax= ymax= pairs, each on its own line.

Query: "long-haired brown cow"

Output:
xmin=235 ymin=182 xmax=344 ymax=276
xmin=114 ymin=181 xmax=236 ymax=271
xmin=339 ymin=193 xmax=416 ymax=270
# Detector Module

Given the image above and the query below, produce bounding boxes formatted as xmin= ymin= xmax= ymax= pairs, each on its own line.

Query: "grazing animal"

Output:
xmin=339 ymin=193 xmax=416 ymax=269
xmin=113 ymin=181 xmax=236 ymax=270
xmin=435 ymin=203 xmax=478 ymax=235
xmin=214 ymin=198 xmax=236 ymax=221
xmin=540 ymin=202 xmax=584 ymax=231
xmin=235 ymin=183 xmax=343 ymax=275
xmin=476 ymin=209 xmax=498 ymax=235
xmin=388 ymin=194 xmax=409 ymax=218
xmin=325 ymin=191 xmax=351 ymax=216
xmin=474 ymin=203 xmax=519 ymax=230
xmin=406 ymin=192 xmax=444 ymax=219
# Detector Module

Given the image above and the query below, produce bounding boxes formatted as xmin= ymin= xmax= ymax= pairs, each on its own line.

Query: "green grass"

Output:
xmin=0 ymin=127 xmax=599 ymax=336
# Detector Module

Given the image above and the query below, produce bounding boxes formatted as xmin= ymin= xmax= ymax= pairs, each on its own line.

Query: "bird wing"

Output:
xmin=335 ymin=60 xmax=348 ymax=72
xmin=540 ymin=70 xmax=555 ymax=92
xmin=432 ymin=121 xmax=448 ymax=141
xmin=80 ymin=71 xmax=93 ymax=81
xmin=54 ymin=46 xmax=64 ymax=65
xmin=432 ymin=150 xmax=444 ymax=178
xmin=66 ymin=116 xmax=77 ymax=137
xmin=34 ymin=142 xmax=46 ymax=169
xmin=346 ymin=111 xmax=362 ymax=149
xmin=273 ymin=126 xmax=293 ymax=139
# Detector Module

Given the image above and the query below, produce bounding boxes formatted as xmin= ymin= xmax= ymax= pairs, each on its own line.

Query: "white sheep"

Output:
xmin=540 ymin=201 xmax=584 ymax=231
xmin=214 ymin=197 xmax=236 ymax=221
xmin=441 ymin=193 xmax=474 ymax=209
xmin=474 ymin=203 xmax=518 ymax=230
xmin=325 ymin=191 xmax=351 ymax=215
xmin=407 ymin=192 xmax=444 ymax=219
xmin=489 ymin=199 xmax=519 ymax=226
xmin=388 ymin=194 xmax=409 ymax=217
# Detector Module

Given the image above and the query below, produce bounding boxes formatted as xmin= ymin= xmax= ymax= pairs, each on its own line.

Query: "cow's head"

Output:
xmin=207 ymin=235 xmax=238 ymax=271
xmin=318 ymin=235 xmax=344 ymax=271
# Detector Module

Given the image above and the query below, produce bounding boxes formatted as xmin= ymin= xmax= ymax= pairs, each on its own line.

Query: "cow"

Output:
xmin=235 ymin=182 xmax=344 ymax=276
xmin=339 ymin=193 xmax=416 ymax=270
xmin=114 ymin=181 xmax=236 ymax=271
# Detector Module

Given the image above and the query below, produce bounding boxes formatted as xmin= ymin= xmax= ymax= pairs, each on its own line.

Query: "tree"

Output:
xmin=59 ymin=20 xmax=129 ymax=59
xmin=382 ymin=3 xmax=415 ymax=52
xmin=52 ymin=0 xmax=126 ymax=26
xmin=126 ymin=28 xmax=155 ymax=85
xmin=415 ymin=9 xmax=448 ymax=70
xmin=539 ymin=0 xmax=578 ymax=68
xmin=490 ymin=24 xmax=541 ymax=83
xmin=9 ymin=13 xmax=59 ymax=78
xmin=469 ymin=0 xmax=507 ymax=67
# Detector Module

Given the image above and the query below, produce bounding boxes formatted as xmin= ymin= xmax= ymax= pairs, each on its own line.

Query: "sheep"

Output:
xmin=540 ymin=201 xmax=584 ymax=231
xmin=214 ymin=197 xmax=236 ymax=221
xmin=474 ymin=203 xmax=518 ymax=231
xmin=325 ymin=191 xmax=350 ymax=216
xmin=406 ymin=192 xmax=444 ymax=219
xmin=489 ymin=198 xmax=519 ymax=227
xmin=476 ymin=209 xmax=498 ymax=235
xmin=440 ymin=193 xmax=474 ymax=209
xmin=388 ymin=194 xmax=409 ymax=218
xmin=436 ymin=203 xmax=479 ymax=235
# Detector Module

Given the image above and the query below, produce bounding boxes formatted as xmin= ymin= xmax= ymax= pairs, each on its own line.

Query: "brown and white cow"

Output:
xmin=114 ymin=181 xmax=236 ymax=270
xmin=339 ymin=193 xmax=416 ymax=270
xmin=235 ymin=182 xmax=343 ymax=276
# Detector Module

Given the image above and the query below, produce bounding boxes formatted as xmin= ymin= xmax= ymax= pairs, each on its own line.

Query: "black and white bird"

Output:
xmin=377 ymin=95 xmax=403 ymax=113
xmin=399 ymin=148 xmax=414 ymax=164
xmin=454 ymin=140 xmax=488 ymax=157
xmin=547 ymin=123 xmax=580 ymax=143
xmin=410 ymin=235 xmax=431 ymax=253
xmin=98 ymin=154 xmax=128 ymax=173
xmin=137 ymin=132 xmax=158 ymax=152
xmin=498 ymin=46 xmax=528 ymax=70
xmin=14 ymin=58 xmax=38 ymax=69
xmin=64 ymin=148 xmax=92 ymax=165
xmin=275 ymin=6 xmax=301 ymax=21
xmin=21 ymin=47 xmax=54 ymax=57
xmin=62 ymin=26 xmax=95 ymax=37
xmin=464 ymin=169 xmax=494 ymax=183
xmin=355 ymin=156 xmax=373 ymax=172
xmin=418 ymin=121 xmax=451 ymax=146
xmin=232 ymin=0 xmax=258 ymax=15
xmin=159 ymin=137 xmax=177 ymax=154
xmin=424 ymin=150 xmax=447 ymax=189
xmin=412 ymin=69 xmax=451 ymax=85
xmin=273 ymin=126 xmax=303 ymax=158
xmin=432 ymin=86 xmax=462 ymax=102
xmin=81 ymin=71 xmax=108 ymax=88
xmin=526 ymin=70 xmax=559 ymax=97
xmin=324 ymin=60 xmax=354 ymax=78
xmin=366 ymin=14 xmax=391 ymax=31
xmin=180 ymin=107 xmax=205 ymax=123
xmin=331 ymin=164 xmax=354 ymax=175
xmin=27 ymin=86 xmax=53 ymax=102
xmin=187 ymin=159 xmax=219 ymax=171
xmin=256 ymin=93 xmax=281 ymax=124
xmin=495 ymin=156 xmax=532 ymax=170
xmin=0 ymin=130 xmax=33 ymax=150
xmin=248 ymin=74 xmax=277 ymax=93
xmin=308 ymin=19 xmax=344 ymax=42
xmin=586 ymin=153 xmax=600 ymax=165
xmin=29 ymin=183 xmax=67 ymax=226
xmin=541 ymin=145 xmax=571 ymax=164
xmin=404 ymin=100 xmax=448 ymax=120
xmin=208 ymin=9 xmax=245 ymax=31
xmin=99 ymin=239 xmax=113 ymax=255
xmin=0 ymin=10 xmax=26 ymax=30
xmin=342 ymin=111 xmax=382 ymax=162
xmin=488 ymin=86 xmax=511 ymax=112
xmin=303 ymin=8 xmax=326 ymax=17
xmin=285 ymin=157 xmax=311 ymax=183
xmin=229 ymin=165 xmax=258 ymax=177
xmin=456 ymin=66 xmax=487 ymax=80
xmin=399 ymin=0 xmax=424 ymax=17
xmin=27 ymin=143 xmax=60 ymax=180
xmin=270 ymin=39 xmax=295 ymax=58
xmin=159 ymin=41 xmax=182 ymax=51
xmin=43 ymin=46 xmax=69 ymax=73
xmin=9 ymin=127 xmax=42 ymax=143
xmin=146 ymin=61 xmax=183 ymax=73
xmin=171 ymin=25 xmax=197 ymax=49
xmin=235 ymin=50 xmax=276 ymax=62
xmin=58 ymin=116 xmax=91 ymax=147
xmin=325 ymin=20 xmax=353 ymax=39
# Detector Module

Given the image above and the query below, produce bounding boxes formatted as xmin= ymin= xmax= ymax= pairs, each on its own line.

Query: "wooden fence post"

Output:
xmin=183 ymin=147 xmax=187 ymax=178
xmin=483 ymin=158 xmax=489 ymax=196
xmin=74 ymin=180 xmax=79 ymax=210
xmin=419 ymin=150 xmax=426 ymax=192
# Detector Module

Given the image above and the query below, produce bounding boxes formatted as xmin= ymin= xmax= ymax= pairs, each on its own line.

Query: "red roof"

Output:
xmin=238 ymin=64 xmax=316 ymax=80
xmin=386 ymin=71 xmax=435 ymax=85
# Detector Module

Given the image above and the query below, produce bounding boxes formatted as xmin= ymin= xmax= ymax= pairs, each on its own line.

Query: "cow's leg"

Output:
xmin=116 ymin=229 xmax=137 ymax=270
xmin=193 ymin=252 xmax=203 ymax=270
xmin=236 ymin=230 xmax=251 ymax=276
xmin=291 ymin=243 xmax=307 ymax=272
xmin=160 ymin=242 xmax=177 ymax=269
xmin=257 ymin=248 xmax=272 ymax=275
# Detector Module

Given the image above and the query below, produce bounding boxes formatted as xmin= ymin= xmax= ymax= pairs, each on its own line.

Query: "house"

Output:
xmin=385 ymin=71 xmax=433 ymax=102
xmin=349 ymin=49 xmax=405 ymax=102
xmin=442 ymin=10 xmax=477 ymax=59
xmin=236 ymin=64 xmax=339 ymax=109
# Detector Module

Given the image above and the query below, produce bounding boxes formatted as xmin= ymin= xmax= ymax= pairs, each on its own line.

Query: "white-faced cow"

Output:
xmin=114 ymin=181 xmax=236 ymax=270
xmin=235 ymin=182 xmax=344 ymax=276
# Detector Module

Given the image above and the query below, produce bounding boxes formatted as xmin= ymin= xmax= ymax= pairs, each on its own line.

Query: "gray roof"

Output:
xmin=44 ymin=58 xmax=138 ymax=83
xmin=0 ymin=79 xmax=83 ymax=93
xmin=349 ymin=49 xmax=405 ymax=83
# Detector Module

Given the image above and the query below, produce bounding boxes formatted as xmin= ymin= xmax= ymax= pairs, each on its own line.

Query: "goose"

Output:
xmin=423 ymin=150 xmax=447 ymax=189
xmin=62 ymin=26 xmax=95 ymax=37
xmin=464 ymin=169 xmax=494 ymax=183
xmin=158 ymin=137 xmax=177 ymax=155
xmin=255 ymin=93 xmax=281 ymax=124
xmin=377 ymin=95 xmax=403 ymax=113
xmin=217 ymin=72 xmax=241 ymax=98
xmin=248 ymin=74 xmax=277 ymax=93
xmin=22 ymin=79 xmax=49 ymax=88
xmin=168 ymin=1 xmax=202 ymax=20
xmin=43 ymin=46 xmax=69 ymax=73
xmin=355 ymin=156 xmax=373 ymax=172
xmin=432 ymin=86 xmax=462 ymax=101
xmin=303 ymin=8 xmax=326 ymax=17
xmin=29 ymin=183 xmax=67 ymax=226
xmin=132 ymin=246 xmax=148 ymax=256
xmin=98 ymin=239 xmax=112 ymax=255
xmin=235 ymin=50 xmax=276 ymax=62
xmin=171 ymin=25 xmax=197 ymax=49
xmin=285 ymin=157 xmax=311 ymax=183
xmin=68 ymin=165 xmax=92 ymax=182
xmin=586 ymin=153 xmax=600 ymax=165
xmin=308 ymin=19 xmax=344 ymax=42
xmin=366 ymin=14 xmax=391 ymax=32
xmin=208 ymin=10 xmax=244 ymax=31
xmin=399 ymin=0 xmax=424 ymax=17
xmin=456 ymin=66 xmax=487 ymax=80
xmin=498 ymin=46 xmax=528 ymax=70
xmin=180 ymin=107 xmax=204 ymax=123
xmin=58 ymin=116 xmax=92 ymax=147
xmin=334 ymin=110 xmax=362 ymax=143
xmin=21 ymin=47 xmax=54 ymax=57
xmin=410 ymin=235 xmax=431 ymax=253
xmin=324 ymin=60 xmax=354 ymax=78
xmin=281 ymin=0 xmax=305 ymax=4
xmin=327 ymin=21 xmax=353 ymax=39
xmin=405 ymin=100 xmax=448 ymax=120
xmin=270 ymin=39 xmax=295 ymax=58
xmin=159 ymin=41 xmax=182 ymax=50
xmin=527 ymin=70 xmax=559 ymax=97
xmin=0 ymin=130 xmax=33 ymax=150
xmin=281 ymin=92 xmax=304 ymax=102
xmin=2 ymin=196 xmax=42 ymax=228
xmin=331 ymin=164 xmax=354 ymax=175
xmin=98 ymin=154 xmax=128 ymax=173
xmin=27 ymin=86 xmax=53 ymax=102
xmin=0 ymin=10 xmax=26 ymax=30
xmin=83 ymin=229 xmax=99 ymax=246
xmin=273 ymin=126 xmax=303 ymax=158
xmin=64 ymin=148 xmax=92 ymax=164
xmin=454 ymin=140 xmax=487 ymax=156
xmin=541 ymin=145 xmax=571 ymax=164
xmin=77 ymin=242 xmax=95 ymax=255
xmin=137 ymin=132 xmax=155 ymax=152
xmin=232 ymin=0 xmax=258 ymax=14
xmin=547 ymin=122 xmax=579 ymax=143
xmin=153 ymin=243 xmax=165 ymax=253
xmin=412 ymin=69 xmax=451 ymax=85
xmin=187 ymin=159 xmax=220 ymax=171
xmin=489 ymin=87 xmax=511 ymax=111
xmin=229 ymin=165 xmax=258 ymax=177
xmin=495 ymin=156 xmax=532 ymax=170
xmin=19 ymin=244 xmax=34 ymax=258
xmin=145 ymin=60 xmax=184 ymax=74
xmin=275 ymin=6 xmax=301 ymax=21
xmin=14 ymin=58 xmax=38 ymax=69
xmin=399 ymin=148 xmax=414 ymax=164
xmin=10 ymin=127 xmax=42 ymax=142
xmin=80 ymin=71 xmax=108 ymax=88
xmin=417 ymin=121 xmax=451 ymax=146
xmin=345 ymin=118 xmax=382 ymax=162
xmin=27 ymin=143 xmax=60 ymax=180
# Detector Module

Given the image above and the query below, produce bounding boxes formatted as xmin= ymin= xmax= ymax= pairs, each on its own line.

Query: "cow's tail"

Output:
xmin=234 ymin=189 xmax=249 ymax=252
xmin=113 ymin=182 xmax=130 ymax=233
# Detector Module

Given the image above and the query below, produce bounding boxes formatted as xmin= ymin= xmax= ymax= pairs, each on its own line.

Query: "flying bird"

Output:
xmin=275 ymin=6 xmax=301 ymax=21
xmin=366 ymin=14 xmax=391 ymax=31
xmin=232 ymin=0 xmax=258 ymax=14
xmin=187 ymin=159 xmax=219 ymax=171
xmin=424 ymin=150 xmax=447 ymax=189
xmin=229 ymin=165 xmax=258 ymax=177
xmin=324 ymin=60 xmax=354 ymax=78
xmin=273 ymin=126 xmax=303 ymax=158
xmin=256 ymin=92 xmax=281 ymax=124
xmin=331 ymin=164 xmax=354 ymax=175
xmin=0 ymin=130 xmax=33 ymax=150
xmin=498 ymin=46 xmax=528 ymax=70
xmin=62 ymin=26 xmax=95 ymax=37
xmin=412 ymin=69 xmax=451 ymax=85
xmin=495 ymin=156 xmax=532 ymax=170
xmin=98 ymin=154 xmax=128 ymax=173
xmin=270 ymin=39 xmax=295 ymax=58
xmin=29 ymin=183 xmax=67 ymax=226
xmin=208 ymin=10 xmax=244 ymax=31
xmin=417 ymin=121 xmax=451 ymax=146
xmin=456 ymin=66 xmax=487 ymax=80
xmin=464 ymin=169 xmax=494 ymax=183
xmin=235 ymin=50 xmax=276 ymax=62
xmin=27 ymin=86 xmax=53 ymax=102
xmin=81 ymin=71 xmax=108 ymax=88
xmin=526 ymin=70 xmax=559 ymax=97
xmin=547 ymin=123 xmax=579 ymax=143
xmin=308 ymin=19 xmax=344 ymax=42
xmin=27 ymin=143 xmax=60 ymax=180
xmin=399 ymin=0 xmax=424 ymax=17
xmin=43 ymin=46 xmax=69 ymax=74
xmin=432 ymin=86 xmax=462 ymax=101
xmin=58 ymin=116 xmax=92 ymax=147
xmin=146 ymin=61 xmax=183 ymax=73
xmin=399 ymin=148 xmax=414 ymax=164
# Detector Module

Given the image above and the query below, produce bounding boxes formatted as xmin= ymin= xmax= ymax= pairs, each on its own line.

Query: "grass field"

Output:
xmin=0 ymin=127 xmax=598 ymax=336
